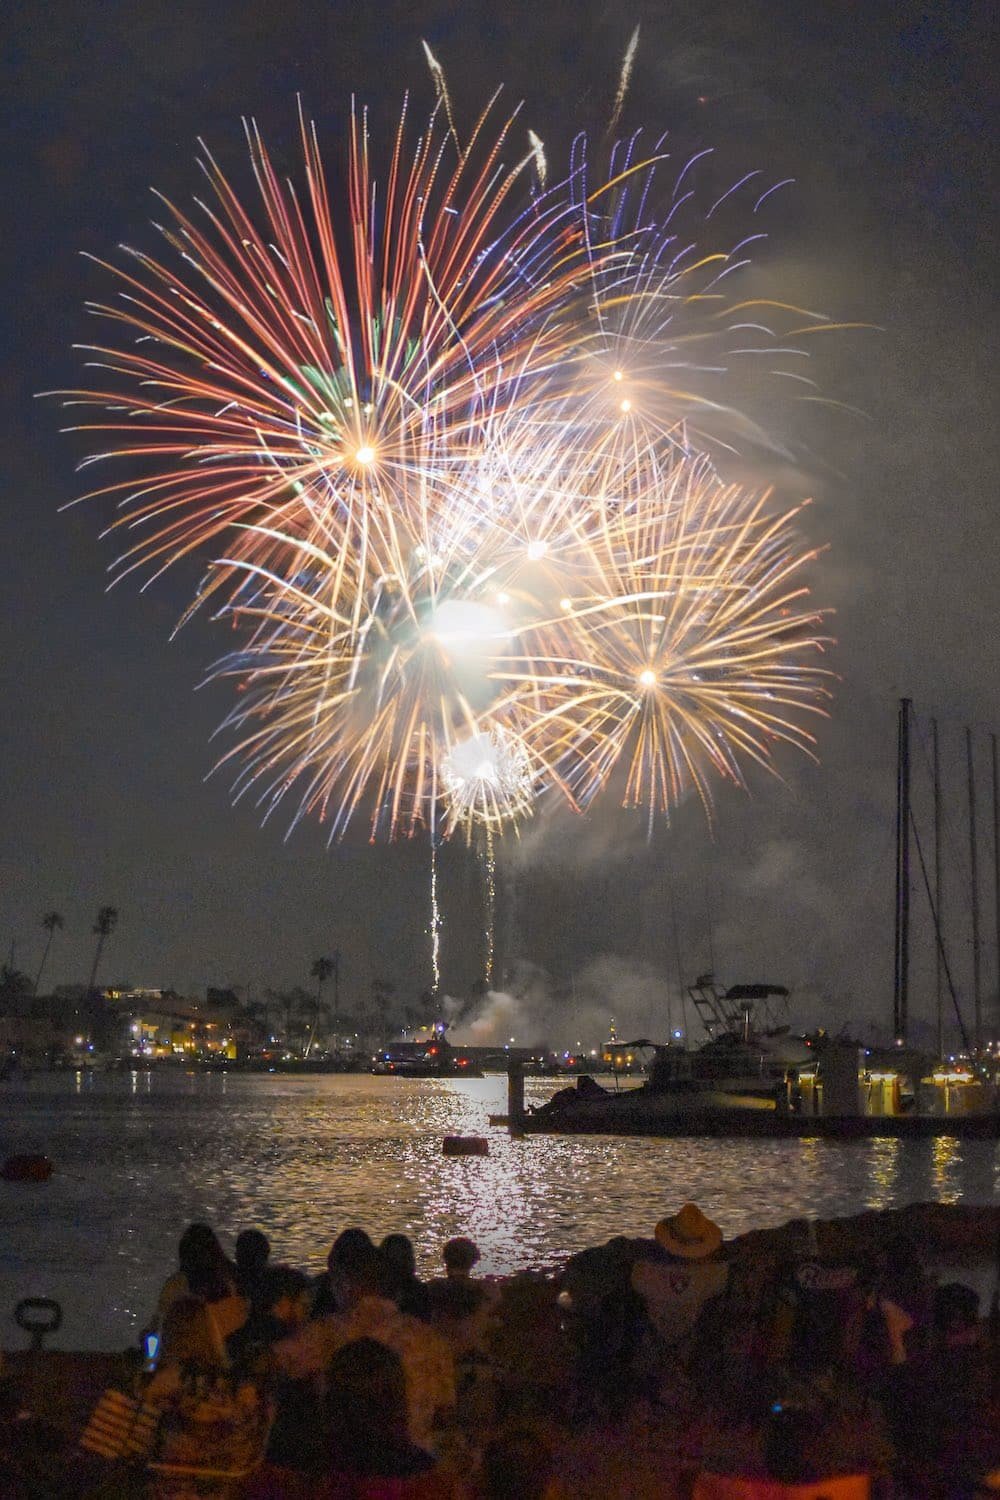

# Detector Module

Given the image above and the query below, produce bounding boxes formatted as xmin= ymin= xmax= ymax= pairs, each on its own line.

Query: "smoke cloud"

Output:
xmin=444 ymin=954 xmax=680 ymax=1051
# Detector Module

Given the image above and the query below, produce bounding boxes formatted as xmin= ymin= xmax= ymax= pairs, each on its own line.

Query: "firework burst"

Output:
xmin=57 ymin=79 xmax=841 ymax=850
xmin=442 ymin=727 xmax=535 ymax=832
xmin=495 ymin=458 xmax=833 ymax=827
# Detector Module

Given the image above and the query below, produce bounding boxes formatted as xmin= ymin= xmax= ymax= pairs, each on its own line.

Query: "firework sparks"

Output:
xmin=442 ymin=727 xmax=535 ymax=831
xmin=495 ymin=458 xmax=833 ymax=827
xmin=482 ymin=826 xmax=497 ymax=986
xmin=60 ymin=94 xmax=603 ymax=605
xmin=59 ymin=76 xmax=842 ymax=865
xmin=429 ymin=834 xmax=442 ymax=995
xmin=608 ymin=24 xmax=640 ymax=137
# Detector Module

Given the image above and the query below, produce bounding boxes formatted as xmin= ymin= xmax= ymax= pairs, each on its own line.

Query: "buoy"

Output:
xmin=442 ymin=1135 xmax=489 ymax=1157
xmin=2 ymin=1154 xmax=54 ymax=1182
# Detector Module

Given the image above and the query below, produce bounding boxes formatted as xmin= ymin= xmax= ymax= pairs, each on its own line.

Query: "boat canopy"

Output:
xmin=724 ymin=984 xmax=789 ymax=1001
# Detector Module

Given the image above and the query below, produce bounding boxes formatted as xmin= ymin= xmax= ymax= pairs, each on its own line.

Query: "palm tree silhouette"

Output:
xmin=371 ymin=976 xmax=395 ymax=1050
xmin=34 ymin=911 xmax=64 ymax=997
xmin=330 ymin=949 xmax=341 ymax=1048
xmin=306 ymin=956 xmax=335 ymax=1058
xmin=87 ymin=906 xmax=118 ymax=997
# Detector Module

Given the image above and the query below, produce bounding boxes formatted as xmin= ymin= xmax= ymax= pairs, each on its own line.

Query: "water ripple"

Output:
xmin=0 ymin=1071 xmax=996 ymax=1349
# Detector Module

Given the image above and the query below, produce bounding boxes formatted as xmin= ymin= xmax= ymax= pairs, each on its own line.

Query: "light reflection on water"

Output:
xmin=0 ymin=1071 xmax=996 ymax=1350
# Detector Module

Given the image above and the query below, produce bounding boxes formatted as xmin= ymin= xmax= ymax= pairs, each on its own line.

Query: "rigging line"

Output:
xmin=911 ymin=700 xmax=1000 ymax=738
xmin=668 ymin=870 xmax=689 ymax=1041
xmin=909 ymin=806 xmax=972 ymax=1056
xmin=912 ymin=715 xmax=977 ymax=917
xmin=849 ymin=804 xmax=897 ymax=919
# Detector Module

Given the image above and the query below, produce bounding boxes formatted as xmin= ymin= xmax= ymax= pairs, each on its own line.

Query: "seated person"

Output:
xmin=427 ymin=1238 xmax=494 ymax=1364
xmin=229 ymin=1265 xmax=313 ymax=1372
xmin=274 ymin=1237 xmax=456 ymax=1450
xmin=889 ymin=1282 xmax=1000 ymax=1493
xmin=143 ymin=1294 xmax=266 ymax=1472
xmin=320 ymin=1338 xmax=459 ymax=1498
xmin=233 ymin=1269 xmax=325 ymax=1474
xmin=150 ymin=1221 xmax=247 ymax=1342
xmin=631 ymin=1204 xmax=728 ymax=1353
xmin=429 ymin=1238 xmax=489 ymax=1307
xmin=145 ymin=1293 xmax=230 ymax=1401
xmin=381 ymin=1233 xmax=433 ymax=1321
xmin=235 ymin=1227 xmax=272 ymax=1302
xmin=312 ymin=1227 xmax=377 ymax=1318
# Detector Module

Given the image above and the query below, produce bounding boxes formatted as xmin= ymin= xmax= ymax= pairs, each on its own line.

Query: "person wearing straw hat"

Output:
xmin=631 ymin=1204 xmax=729 ymax=1356
xmin=654 ymin=1203 xmax=724 ymax=1262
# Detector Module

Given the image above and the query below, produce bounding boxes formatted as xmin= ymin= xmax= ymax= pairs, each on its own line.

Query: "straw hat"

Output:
xmin=654 ymin=1202 xmax=723 ymax=1260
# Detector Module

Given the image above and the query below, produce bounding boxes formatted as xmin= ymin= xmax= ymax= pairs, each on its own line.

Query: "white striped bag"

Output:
xmin=79 ymin=1386 xmax=162 ymax=1461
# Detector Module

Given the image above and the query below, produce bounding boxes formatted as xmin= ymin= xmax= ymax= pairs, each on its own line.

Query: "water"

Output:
xmin=0 ymin=1070 xmax=997 ymax=1350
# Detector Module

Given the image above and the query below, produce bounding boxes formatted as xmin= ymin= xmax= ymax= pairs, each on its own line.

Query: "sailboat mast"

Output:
xmin=933 ymin=718 xmax=943 ymax=1059
xmin=993 ymin=734 xmax=1000 ymax=1047
xmin=966 ymin=727 xmax=983 ymax=1052
xmin=893 ymin=698 xmax=912 ymax=1041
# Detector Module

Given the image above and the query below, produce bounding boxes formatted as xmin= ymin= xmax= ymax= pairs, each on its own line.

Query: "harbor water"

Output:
xmin=1 ymin=1069 xmax=997 ymax=1350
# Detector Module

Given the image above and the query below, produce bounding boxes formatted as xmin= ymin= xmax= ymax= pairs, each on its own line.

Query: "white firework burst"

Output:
xmin=442 ymin=727 xmax=535 ymax=830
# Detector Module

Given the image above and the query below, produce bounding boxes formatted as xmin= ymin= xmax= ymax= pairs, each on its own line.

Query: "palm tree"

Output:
xmin=0 ymin=966 xmax=32 ymax=1007
xmin=87 ymin=906 xmax=118 ymax=997
xmin=34 ymin=911 xmax=64 ymax=997
xmin=330 ymin=949 xmax=341 ymax=1049
xmin=305 ymin=956 xmax=335 ymax=1058
xmin=371 ymin=976 xmax=395 ymax=1050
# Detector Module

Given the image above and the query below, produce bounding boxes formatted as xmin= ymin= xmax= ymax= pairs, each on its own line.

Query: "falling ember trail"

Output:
xmin=429 ymin=833 xmax=442 ymax=998
xmin=608 ymin=24 xmax=640 ymax=136
xmin=483 ymin=825 xmax=497 ymax=987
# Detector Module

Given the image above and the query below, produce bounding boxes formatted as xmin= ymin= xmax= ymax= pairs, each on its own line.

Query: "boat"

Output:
xmin=509 ymin=974 xmax=1000 ymax=1139
xmin=521 ymin=978 xmax=815 ymax=1133
xmin=372 ymin=1036 xmax=484 ymax=1079
xmin=507 ymin=699 xmax=1000 ymax=1141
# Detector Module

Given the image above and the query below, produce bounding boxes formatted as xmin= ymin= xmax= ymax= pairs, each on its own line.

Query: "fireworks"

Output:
xmin=442 ymin=728 xmax=535 ymax=831
xmin=496 ymin=459 xmax=831 ymax=829
xmin=59 ymin=74 xmax=839 ymax=851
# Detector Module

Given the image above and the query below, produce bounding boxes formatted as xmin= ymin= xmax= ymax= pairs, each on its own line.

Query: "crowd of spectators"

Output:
xmin=2 ymin=1204 xmax=998 ymax=1497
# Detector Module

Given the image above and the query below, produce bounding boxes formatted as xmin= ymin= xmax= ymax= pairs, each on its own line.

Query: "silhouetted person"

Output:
xmin=442 ymin=1237 xmax=480 ymax=1281
xmin=151 ymin=1221 xmax=246 ymax=1340
xmin=313 ymin=1227 xmax=376 ymax=1317
xmin=891 ymin=1282 xmax=1000 ymax=1495
xmin=229 ymin=1265 xmax=312 ymax=1372
xmin=235 ymin=1227 xmax=271 ymax=1301
xmin=146 ymin=1294 xmax=229 ymax=1401
xmin=381 ymin=1233 xmax=432 ymax=1320
xmin=428 ymin=1237 xmax=492 ymax=1343
xmin=321 ymin=1338 xmax=459 ymax=1497
xmin=273 ymin=1238 xmax=455 ymax=1448
xmin=232 ymin=1266 xmax=325 ymax=1474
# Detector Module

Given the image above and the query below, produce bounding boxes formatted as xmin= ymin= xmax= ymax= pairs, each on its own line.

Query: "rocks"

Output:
xmin=727 ymin=1201 xmax=1000 ymax=1268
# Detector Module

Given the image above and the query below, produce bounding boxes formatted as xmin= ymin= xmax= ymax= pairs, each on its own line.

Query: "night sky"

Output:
xmin=2 ymin=0 xmax=996 ymax=1043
